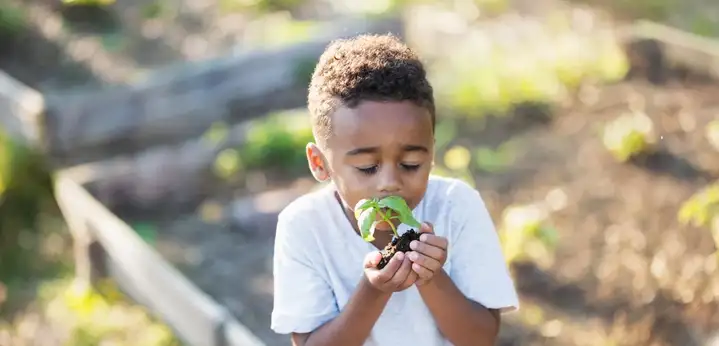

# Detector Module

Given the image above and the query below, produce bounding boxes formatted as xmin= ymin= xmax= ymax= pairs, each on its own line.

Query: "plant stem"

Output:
xmin=377 ymin=209 xmax=399 ymax=237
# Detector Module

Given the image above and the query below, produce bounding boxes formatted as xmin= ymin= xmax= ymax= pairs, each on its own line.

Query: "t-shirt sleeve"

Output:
xmin=270 ymin=206 xmax=339 ymax=334
xmin=447 ymin=181 xmax=520 ymax=313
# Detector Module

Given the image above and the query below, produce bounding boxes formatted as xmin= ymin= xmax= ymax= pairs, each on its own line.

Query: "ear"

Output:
xmin=306 ymin=143 xmax=330 ymax=182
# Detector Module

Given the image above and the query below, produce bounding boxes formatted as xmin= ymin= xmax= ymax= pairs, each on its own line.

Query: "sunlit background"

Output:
xmin=1 ymin=0 xmax=718 ymax=345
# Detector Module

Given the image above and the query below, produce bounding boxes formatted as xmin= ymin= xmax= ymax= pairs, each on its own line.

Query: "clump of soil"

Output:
xmin=377 ymin=229 xmax=421 ymax=269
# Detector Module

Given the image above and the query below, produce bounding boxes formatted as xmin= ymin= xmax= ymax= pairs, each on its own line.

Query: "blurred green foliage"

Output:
xmin=0 ymin=130 xmax=58 ymax=281
xmin=601 ymin=111 xmax=656 ymax=162
xmin=219 ymin=0 xmax=303 ymax=13
xmin=211 ymin=111 xmax=314 ymax=180
xmin=61 ymin=0 xmax=116 ymax=6
xmin=241 ymin=112 xmax=313 ymax=172
xmin=678 ymin=182 xmax=719 ymax=228
xmin=500 ymin=202 xmax=559 ymax=267
xmin=434 ymin=27 xmax=629 ymax=118
xmin=0 ymin=2 xmax=25 ymax=39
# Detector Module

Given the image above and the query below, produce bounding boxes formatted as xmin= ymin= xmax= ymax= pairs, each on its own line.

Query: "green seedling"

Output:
xmin=354 ymin=196 xmax=422 ymax=269
xmin=499 ymin=202 xmax=559 ymax=268
xmin=678 ymin=183 xmax=719 ymax=228
xmin=602 ymin=111 xmax=656 ymax=162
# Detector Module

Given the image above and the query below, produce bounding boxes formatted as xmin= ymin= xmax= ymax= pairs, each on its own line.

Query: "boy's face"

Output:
xmin=307 ymin=100 xmax=434 ymax=229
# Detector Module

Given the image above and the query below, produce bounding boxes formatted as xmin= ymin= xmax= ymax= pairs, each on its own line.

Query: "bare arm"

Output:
xmin=291 ymin=252 xmax=416 ymax=346
xmin=417 ymin=269 xmax=501 ymax=346
xmin=291 ymin=277 xmax=390 ymax=346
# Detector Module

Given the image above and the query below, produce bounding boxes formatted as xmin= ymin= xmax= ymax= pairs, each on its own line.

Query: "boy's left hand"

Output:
xmin=408 ymin=222 xmax=448 ymax=286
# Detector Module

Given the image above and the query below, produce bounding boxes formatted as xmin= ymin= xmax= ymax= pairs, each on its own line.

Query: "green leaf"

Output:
xmin=378 ymin=196 xmax=420 ymax=228
xmin=358 ymin=208 xmax=377 ymax=242
xmin=354 ymin=198 xmax=375 ymax=219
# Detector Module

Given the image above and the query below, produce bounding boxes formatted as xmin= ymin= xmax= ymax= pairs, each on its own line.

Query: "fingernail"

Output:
xmin=410 ymin=241 xmax=418 ymax=250
xmin=420 ymin=234 xmax=428 ymax=242
xmin=394 ymin=252 xmax=404 ymax=261
xmin=408 ymin=252 xmax=418 ymax=261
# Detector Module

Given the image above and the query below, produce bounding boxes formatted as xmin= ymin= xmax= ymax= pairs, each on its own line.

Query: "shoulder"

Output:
xmin=278 ymin=184 xmax=332 ymax=223
xmin=275 ymin=184 xmax=335 ymax=241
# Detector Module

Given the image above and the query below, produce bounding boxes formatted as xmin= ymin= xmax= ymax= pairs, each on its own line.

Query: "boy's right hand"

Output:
xmin=363 ymin=251 xmax=417 ymax=292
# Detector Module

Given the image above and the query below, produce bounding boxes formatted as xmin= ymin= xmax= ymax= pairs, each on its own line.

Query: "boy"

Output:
xmin=271 ymin=34 xmax=519 ymax=346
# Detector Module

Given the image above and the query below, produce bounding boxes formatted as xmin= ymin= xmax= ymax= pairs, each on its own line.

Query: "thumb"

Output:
xmin=420 ymin=222 xmax=434 ymax=234
xmin=364 ymin=251 xmax=382 ymax=269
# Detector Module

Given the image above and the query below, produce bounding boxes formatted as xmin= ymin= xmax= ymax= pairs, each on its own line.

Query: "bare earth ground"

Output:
xmin=141 ymin=70 xmax=719 ymax=346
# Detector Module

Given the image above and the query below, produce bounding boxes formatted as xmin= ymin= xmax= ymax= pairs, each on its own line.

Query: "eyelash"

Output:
xmin=357 ymin=164 xmax=421 ymax=175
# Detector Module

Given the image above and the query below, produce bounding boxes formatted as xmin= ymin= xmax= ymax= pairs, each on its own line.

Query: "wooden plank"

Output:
xmin=0 ymin=71 xmax=45 ymax=146
xmin=42 ymin=17 xmax=403 ymax=167
xmin=620 ymin=20 xmax=719 ymax=81
xmin=54 ymin=173 xmax=260 ymax=346
xmin=222 ymin=317 xmax=267 ymax=346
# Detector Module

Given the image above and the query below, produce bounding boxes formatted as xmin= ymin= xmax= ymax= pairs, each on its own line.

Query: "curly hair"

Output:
xmin=308 ymin=34 xmax=435 ymax=145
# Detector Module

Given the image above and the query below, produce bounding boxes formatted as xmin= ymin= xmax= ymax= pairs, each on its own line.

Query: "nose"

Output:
xmin=378 ymin=166 xmax=401 ymax=194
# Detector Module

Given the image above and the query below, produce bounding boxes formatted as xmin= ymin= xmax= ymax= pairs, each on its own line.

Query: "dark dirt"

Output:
xmin=377 ymin=229 xmax=421 ymax=270
xmin=475 ymin=61 xmax=719 ymax=344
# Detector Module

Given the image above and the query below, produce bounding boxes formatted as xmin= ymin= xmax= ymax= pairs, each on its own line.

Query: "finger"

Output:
xmin=409 ymin=240 xmax=446 ymax=262
xmin=399 ymin=268 xmax=419 ymax=291
xmin=389 ymin=253 xmax=413 ymax=287
xmin=419 ymin=233 xmax=448 ymax=250
xmin=419 ymin=222 xmax=434 ymax=234
xmin=364 ymin=252 xmax=383 ymax=269
xmin=412 ymin=262 xmax=434 ymax=281
xmin=375 ymin=252 xmax=405 ymax=283
xmin=407 ymin=251 xmax=442 ymax=272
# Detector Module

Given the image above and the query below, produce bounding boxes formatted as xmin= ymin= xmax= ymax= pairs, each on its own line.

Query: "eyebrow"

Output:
xmin=345 ymin=145 xmax=428 ymax=156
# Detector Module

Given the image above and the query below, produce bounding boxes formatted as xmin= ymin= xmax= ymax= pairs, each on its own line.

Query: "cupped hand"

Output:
xmin=407 ymin=222 xmax=448 ymax=286
xmin=363 ymin=251 xmax=418 ymax=293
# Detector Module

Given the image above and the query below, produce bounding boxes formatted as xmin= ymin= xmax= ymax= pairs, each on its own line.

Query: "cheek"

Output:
xmin=331 ymin=167 xmax=372 ymax=204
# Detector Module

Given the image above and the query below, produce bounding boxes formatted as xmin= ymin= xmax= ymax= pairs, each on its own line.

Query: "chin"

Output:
xmin=374 ymin=219 xmax=399 ymax=232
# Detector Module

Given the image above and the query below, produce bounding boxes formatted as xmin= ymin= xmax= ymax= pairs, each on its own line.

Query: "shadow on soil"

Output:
xmin=513 ymin=261 xmax=705 ymax=346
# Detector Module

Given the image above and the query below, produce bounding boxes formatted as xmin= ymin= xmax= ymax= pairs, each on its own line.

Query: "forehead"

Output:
xmin=328 ymin=101 xmax=433 ymax=149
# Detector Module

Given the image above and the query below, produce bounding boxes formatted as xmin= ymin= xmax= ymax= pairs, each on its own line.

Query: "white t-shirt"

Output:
xmin=271 ymin=175 xmax=519 ymax=345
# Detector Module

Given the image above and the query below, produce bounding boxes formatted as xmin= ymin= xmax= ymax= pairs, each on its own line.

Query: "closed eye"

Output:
xmin=401 ymin=163 xmax=421 ymax=171
xmin=357 ymin=166 xmax=378 ymax=175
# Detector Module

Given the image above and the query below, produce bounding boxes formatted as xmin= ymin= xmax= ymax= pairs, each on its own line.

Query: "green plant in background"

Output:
xmin=237 ymin=111 xmax=314 ymax=173
xmin=707 ymin=120 xmax=719 ymax=152
xmin=602 ymin=111 xmax=656 ymax=162
xmin=0 ymin=130 xmax=58 ymax=280
xmin=141 ymin=1 xmax=169 ymax=19
xmin=0 ymin=3 xmax=26 ymax=38
xmin=434 ymin=18 xmax=629 ymax=120
xmin=434 ymin=145 xmax=476 ymax=188
xmin=474 ymin=140 xmax=519 ymax=173
xmin=62 ymin=0 xmax=117 ymax=6
xmin=499 ymin=202 xmax=559 ymax=267
xmin=39 ymin=278 xmax=180 ymax=346
xmin=678 ymin=182 xmax=719 ymax=252
xmin=243 ymin=14 xmax=321 ymax=49
xmin=678 ymin=183 xmax=719 ymax=228
xmin=219 ymin=0 xmax=303 ymax=14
